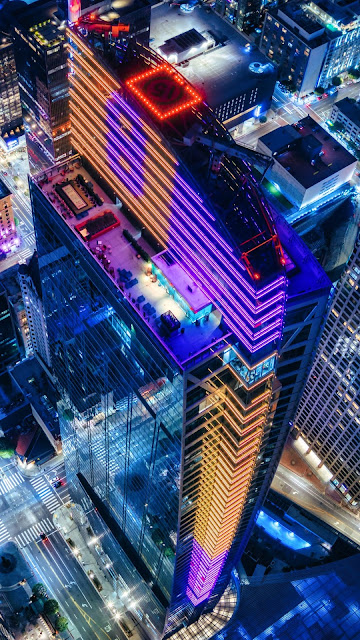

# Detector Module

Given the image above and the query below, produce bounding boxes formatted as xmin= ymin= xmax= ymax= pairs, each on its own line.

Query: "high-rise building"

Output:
xmin=260 ymin=0 xmax=360 ymax=97
xmin=0 ymin=34 xmax=24 ymax=153
xmin=6 ymin=0 xmax=71 ymax=166
xmin=295 ymin=236 xmax=360 ymax=508
xmin=29 ymin=19 xmax=330 ymax=637
xmin=0 ymin=284 xmax=21 ymax=374
xmin=18 ymin=252 xmax=51 ymax=367
xmin=214 ymin=0 xmax=261 ymax=34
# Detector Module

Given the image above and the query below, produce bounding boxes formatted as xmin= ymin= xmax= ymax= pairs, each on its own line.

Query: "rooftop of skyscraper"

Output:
xmin=33 ymin=156 xmax=228 ymax=367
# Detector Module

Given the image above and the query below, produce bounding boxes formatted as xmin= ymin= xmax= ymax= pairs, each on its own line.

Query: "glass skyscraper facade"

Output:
xmin=295 ymin=236 xmax=360 ymax=507
xmin=29 ymin=17 xmax=331 ymax=638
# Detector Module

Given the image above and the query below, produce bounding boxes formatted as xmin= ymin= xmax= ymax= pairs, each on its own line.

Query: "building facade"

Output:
xmin=29 ymin=20 xmax=330 ymax=638
xmin=330 ymin=97 xmax=360 ymax=145
xmin=295 ymin=237 xmax=360 ymax=507
xmin=214 ymin=0 xmax=261 ymax=34
xmin=7 ymin=0 xmax=71 ymax=166
xmin=257 ymin=117 xmax=357 ymax=209
xmin=260 ymin=0 xmax=360 ymax=97
xmin=0 ymin=35 xmax=24 ymax=152
xmin=18 ymin=252 xmax=51 ymax=366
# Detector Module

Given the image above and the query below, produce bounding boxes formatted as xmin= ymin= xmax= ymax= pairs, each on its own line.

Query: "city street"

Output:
xmin=0 ymin=459 xmax=128 ymax=640
xmin=0 ymin=460 xmax=70 ymax=548
xmin=23 ymin=531 xmax=125 ymax=640
xmin=272 ymin=464 xmax=360 ymax=546
xmin=234 ymin=81 xmax=360 ymax=149
xmin=0 ymin=162 xmax=35 ymax=272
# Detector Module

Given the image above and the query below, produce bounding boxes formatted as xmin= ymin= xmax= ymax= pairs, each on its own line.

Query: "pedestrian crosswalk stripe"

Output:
xmin=0 ymin=520 xmax=11 ymax=543
xmin=0 ymin=470 xmax=25 ymax=496
xmin=30 ymin=477 xmax=61 ymax=513
xmin=14 ymin=518 xmax=55 ymax=548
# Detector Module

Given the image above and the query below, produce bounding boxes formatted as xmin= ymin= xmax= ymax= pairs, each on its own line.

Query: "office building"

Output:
xmin=6 ymin=0 xmax=71 ymax=165
xmin=295 ymin=237 xmax=360 ymax=508
xmin=0 ymin=612 xmax=14 ymax=640
xmin=257 ymin=117 xmax=357 ymax=209
xmin=214 ymin=0 xmax=261 ymax=34
xmin=0 ymin=285 xmax=21 ymax=374
xmin=0 ymin=178 xmax=18 ymax=257
xmin=260 ymin=0 xmax=360 ymax=97
xmin=18 ymin=252 xmax=51 ymax=366
xmin=151 ymin=5 xmax=276 ymax=128
xmin=331 ymin=97 xmax=360 ymax=145
xmin=0 ymin=35 xmax=24 ymax=153
xmin=29 ymin=18 xmax=330 ymax=636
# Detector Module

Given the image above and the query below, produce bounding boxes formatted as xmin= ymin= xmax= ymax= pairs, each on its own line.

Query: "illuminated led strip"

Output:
xmin=68 ymin=29 xmax=286 ymax=353
xmin=70 ymin=80 xmax=285 ymax=349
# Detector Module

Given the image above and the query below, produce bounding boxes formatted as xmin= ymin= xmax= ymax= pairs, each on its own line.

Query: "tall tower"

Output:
xmin=29 ymin=18 xmax=330 ymax=638
xmin=6 ymin=0 xmax=71 ymax=166
xmin=18 ymin=252 xmax=51 ymax=367
xmin=0 ymin=34 xmax=24 ymax=152
xmin=295 ymin=236 xmax=360 ymax=508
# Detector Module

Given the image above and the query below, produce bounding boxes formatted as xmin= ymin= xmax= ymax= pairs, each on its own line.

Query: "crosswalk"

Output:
xmin=15 ymin=518 xmax=54 ymax=548
xmin=30 ymin=476 xmax=61 ymax=514
xmin=17 ymin=247 xmax=33 ymax=260
xmin=0 ymin=519 xmax=11 ymax=544
xmin=24 ymin=232 xmax=36 ymax=246
xmin=0 ymin=470 xmax=25 ymax=495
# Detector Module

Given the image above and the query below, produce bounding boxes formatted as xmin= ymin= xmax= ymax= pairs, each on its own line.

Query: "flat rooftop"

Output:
xmin=150 ymin=4 xmax=276 ymax=109
xmin=34 ymin=157 xmax=228 ymax=368
xmin=259 ymin=125 xmax=302 ymax=154
xmin=334 ymin=97 xmax=360 ymax=127
xmin=261 ymin=116 xmax=357 ymax=189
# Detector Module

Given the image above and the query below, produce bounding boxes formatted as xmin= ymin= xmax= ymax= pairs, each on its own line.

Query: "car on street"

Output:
xmin=53 ymin=480 xmax=62 ymax=488
xmin=40 ymin=533 xmax=48 ymax=542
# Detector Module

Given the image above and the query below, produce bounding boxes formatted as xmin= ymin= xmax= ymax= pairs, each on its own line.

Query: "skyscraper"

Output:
xmin=29 ymin=19 xmax=330 ymax=637
xmin=6 ymin=0 xmax=71 ymax=165
xmin=295 ymin=237 xmax=360 ymax=508
xmin=18 ymin=252 xmax=51 ymax=367
xmin=0 ymin=35 xmax=24 ymax=152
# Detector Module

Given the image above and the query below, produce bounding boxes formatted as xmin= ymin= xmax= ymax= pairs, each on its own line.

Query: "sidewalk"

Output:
xmin=53 ymin=503 xmax=143 ymax=640
xmin=16 ymin=452 xmax=64 ymax=479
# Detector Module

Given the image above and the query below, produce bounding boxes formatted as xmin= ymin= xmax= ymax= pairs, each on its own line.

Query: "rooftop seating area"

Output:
xmin=34 ymin=157 xmax=228 ymax=367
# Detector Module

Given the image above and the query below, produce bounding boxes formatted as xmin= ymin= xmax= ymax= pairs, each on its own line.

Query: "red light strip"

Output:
xmin=126 ymin=64 xmax=202 ymax=120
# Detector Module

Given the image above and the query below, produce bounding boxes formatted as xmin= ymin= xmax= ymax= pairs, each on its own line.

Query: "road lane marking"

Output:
xmin=34 ymin=541 xmax=109 ymax=640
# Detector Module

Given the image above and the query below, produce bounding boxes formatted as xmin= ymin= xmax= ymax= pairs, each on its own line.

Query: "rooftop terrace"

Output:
xmin=33 ymin=157 xmax=229 ymax=369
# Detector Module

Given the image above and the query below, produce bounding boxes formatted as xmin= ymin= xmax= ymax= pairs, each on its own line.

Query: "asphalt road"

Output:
xmin=0 ymin=169 xmax=35 ymax=272
xmin=272 ymin=464 xmax=360 ymax=546
xmin=234 ymin=81 xmax=360 ymax=150
xmin=23 ymin=530 xmax=126 ymax=640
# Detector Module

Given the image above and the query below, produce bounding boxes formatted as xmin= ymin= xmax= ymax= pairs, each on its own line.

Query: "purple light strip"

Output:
xmin=109 ymin=94 xmax=286 ymax=303
xmin=105 ymin=115 xmax=285 ymax=327
xmin=73 ymin=58 xmax=287 ymax=351
xmin=186 ymin=540 xmax=228 ymax=606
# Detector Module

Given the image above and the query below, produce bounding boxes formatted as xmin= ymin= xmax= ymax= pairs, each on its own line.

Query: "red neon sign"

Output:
xmin=126 ymin=64 xmax=202 ymax=120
